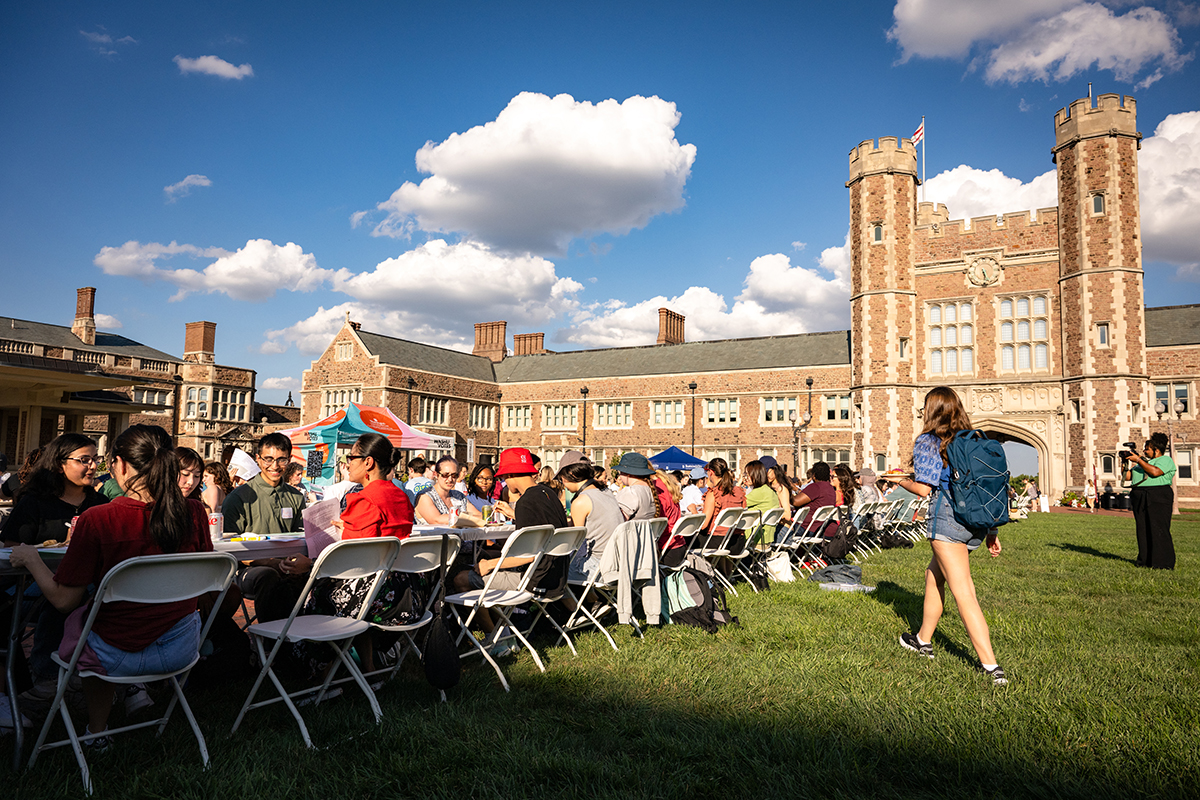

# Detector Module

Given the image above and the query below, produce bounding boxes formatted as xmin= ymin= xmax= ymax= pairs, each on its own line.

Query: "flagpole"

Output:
xmin=921 ymin=115 xmax=926 ymax=203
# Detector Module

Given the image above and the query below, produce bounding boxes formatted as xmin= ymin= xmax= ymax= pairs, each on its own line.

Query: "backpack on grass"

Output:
xmin=664 ymin=555 xmax=738 ymax=634
xmin=946 ymin=429 xmax=1011 ymax=530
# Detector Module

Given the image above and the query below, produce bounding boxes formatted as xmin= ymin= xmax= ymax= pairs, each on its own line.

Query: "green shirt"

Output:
xmin=99 ymin=477 xmax=124 ymax=500
xmin=222 ymin=473 xmax=307 ymax=534
xmin=746 ymin=484 xmax=781 ymax=543
xmin=1130 ymin=455 xmax=1176 ymax=488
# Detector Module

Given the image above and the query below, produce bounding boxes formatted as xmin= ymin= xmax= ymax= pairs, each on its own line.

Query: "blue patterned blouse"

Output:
xmin=913 ymin=433 xmax=950 ymax=493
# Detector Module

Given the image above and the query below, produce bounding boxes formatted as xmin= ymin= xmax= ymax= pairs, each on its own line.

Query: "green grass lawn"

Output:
xmin=6 ymin=512 xmax=1199 ymax=799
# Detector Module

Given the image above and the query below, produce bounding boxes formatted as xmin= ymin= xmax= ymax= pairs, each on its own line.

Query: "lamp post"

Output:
xmin=1154 ymin=398 xmax=1185 ymax=517
xmin=580 ymin=386 xmax=589 ymax=451
xmin=688 ymin=381 xmax=698 ymax=456
xmin=789 ymin=408 xmax=813 ymax=477
xmin=405 ymin=376 xmax=416 ymax=424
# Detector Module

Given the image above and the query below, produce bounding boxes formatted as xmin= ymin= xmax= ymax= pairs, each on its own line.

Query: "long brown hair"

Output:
xmin=706 ymin=458 xmax=735 ymax=496
xmin=919 ymin=386 xmax=973 ymax=465
xmin=833 ymin=464 xmax=856 ymax=507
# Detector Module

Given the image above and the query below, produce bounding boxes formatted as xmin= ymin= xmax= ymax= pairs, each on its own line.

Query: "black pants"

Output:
xmin=1130 ymin=485 xmax=1175 ymax=569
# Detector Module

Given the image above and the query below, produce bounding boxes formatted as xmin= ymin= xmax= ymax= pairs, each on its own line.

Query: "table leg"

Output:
xmin=7 ymin=573 xmax=28 ymax=770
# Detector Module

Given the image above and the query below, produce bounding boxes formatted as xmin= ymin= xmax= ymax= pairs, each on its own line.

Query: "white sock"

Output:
xmin=916 ymin=636 xmax=930 ymax=646
xmin=982 ymin=663 xmax=998 ymax=671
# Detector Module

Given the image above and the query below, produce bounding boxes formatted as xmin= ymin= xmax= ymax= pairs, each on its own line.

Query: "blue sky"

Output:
xmin=3 ymin=0 xmax=1199 ymax=435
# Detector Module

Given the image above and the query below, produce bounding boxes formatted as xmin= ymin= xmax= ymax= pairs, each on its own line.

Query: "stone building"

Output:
xmin=301 ymin=92 xmax=1199 ymax=505
xmin=0 ymin=288 xmax=259 ymax=462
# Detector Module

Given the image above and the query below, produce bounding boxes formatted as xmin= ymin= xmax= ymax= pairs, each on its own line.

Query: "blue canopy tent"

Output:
xmin=648 ymin=446 xmax=706 ymax=471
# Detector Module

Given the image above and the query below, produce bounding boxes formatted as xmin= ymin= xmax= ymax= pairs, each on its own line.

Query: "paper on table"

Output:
xmin=303 ymin=498 xmax=341 ymax=559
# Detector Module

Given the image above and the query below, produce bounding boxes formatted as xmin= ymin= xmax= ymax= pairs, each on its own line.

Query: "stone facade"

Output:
xmin=301 ymin=92 xmax=1200 ymax=504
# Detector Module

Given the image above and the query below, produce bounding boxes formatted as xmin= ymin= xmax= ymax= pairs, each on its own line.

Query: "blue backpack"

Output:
xmin=946 ymin=430 xmax=1011 ymax=530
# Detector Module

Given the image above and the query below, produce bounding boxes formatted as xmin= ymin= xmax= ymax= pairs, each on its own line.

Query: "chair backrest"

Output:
xmin=738 ymin=509 xmax=761 ymax=532
xmin=759 ymin=507 xmax=786 ymax=529
xmin=99 ymin=551 xmax=239 ymax=605
xmin=393 ymin=535 xmax=462 ymax=575
xmin=711 ymin=506 xmax=744 ymax=531
xmin=478 ymin=525 xmax=555 ymax=595
xmin=542 ymin=526 xmax=587 ymax=558
xmin=64 ymin=551 xmax=239 ymax=678
xmin=668 ymin=513 xmax=706 ymax=548
xmin=801 ymin=505 xmax=838 ymax=537
xmin=313 ymin=537 xmax=402 ymax=582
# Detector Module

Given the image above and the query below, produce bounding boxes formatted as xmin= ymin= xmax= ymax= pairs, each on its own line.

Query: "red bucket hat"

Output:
xmin=494 ymin=447 xmax=538 ymax=479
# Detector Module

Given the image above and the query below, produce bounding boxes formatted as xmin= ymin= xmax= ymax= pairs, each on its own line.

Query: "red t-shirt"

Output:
xmin=341 ymin=478 xmax=414 ymax=540
xmin=653 ymin=476 xmax=683 ymax=549
xmin=54 ymin=497 xmax=213 ymax=652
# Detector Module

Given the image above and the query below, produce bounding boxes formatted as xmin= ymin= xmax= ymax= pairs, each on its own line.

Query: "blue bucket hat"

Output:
xmin=615 ymin=452 xmax=655 ymax=477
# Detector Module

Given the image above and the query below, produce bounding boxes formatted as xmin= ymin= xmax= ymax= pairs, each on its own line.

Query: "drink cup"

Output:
xmin=208 ymin=513 xmax=224 ymax=545
xmin=482 ymin=505 xmax=493 ymax=524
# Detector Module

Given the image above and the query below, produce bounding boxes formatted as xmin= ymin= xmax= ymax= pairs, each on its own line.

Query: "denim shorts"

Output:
xmin=927 ymin=491 xmax=987 ymax=551
xmin=87 ymin=611 xmax=202 ymax=677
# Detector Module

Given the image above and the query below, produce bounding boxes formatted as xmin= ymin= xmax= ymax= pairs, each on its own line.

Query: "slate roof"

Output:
xmin=494 ymin=330 xmax=851 ymax=382
xmin=1145 ymin=305 xmax=1200 ymax=347
xmin=356 ymin=330 xmax=497 ymax=383
xmin=0 ymin=316 xmax=182 ymax=363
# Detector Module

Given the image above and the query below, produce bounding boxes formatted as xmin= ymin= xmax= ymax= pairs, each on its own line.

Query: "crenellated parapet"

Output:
xmin=916 ymin=207 xmax=1059 ymax=237
xmin=847 ymin=136 xmax=919 ymax=184
xmin=1053 ymin=93 xmax=1139 ymax=158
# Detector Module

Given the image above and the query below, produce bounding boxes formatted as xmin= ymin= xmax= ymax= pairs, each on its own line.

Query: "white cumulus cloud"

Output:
xmin=365 ymin=92 xmax=697 ymax=254
xmin=560 ymin=244 xmax=852 ymax=349
xmin=80 ymin=28 xmax=136 ymax=56
xmin=889 ymin=1 xmax=1190 ymax=87
xmin=261 ymin=240 xmax=584 ymax=354
xmin=163 ymin=174 xmax=211 ymax=202
xmin=94 ymin=239 xmax=331 ymax=301
xmin=260 ymin=377 xmax=300 ymax=391
xmin=923 ymin=165 xmax=1058 ymax=224
xmin=173 ymin=55 xmax=254 ymax=80
xmin=1140 ymin=109 xmax=1200 ymax=276
xmin=93 ymin=313 xmax=122 ymax=330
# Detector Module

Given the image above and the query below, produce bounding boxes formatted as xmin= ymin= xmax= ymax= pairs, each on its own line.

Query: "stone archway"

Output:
xmin=972 ymin=418 xmax=1054 ymax=499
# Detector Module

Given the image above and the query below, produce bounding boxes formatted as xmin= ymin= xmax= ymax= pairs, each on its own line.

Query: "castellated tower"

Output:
xmin=847 ymin=136 xmax=919 ymax=471
xmin=1053 ymin=93 xmax=1146 ymax=485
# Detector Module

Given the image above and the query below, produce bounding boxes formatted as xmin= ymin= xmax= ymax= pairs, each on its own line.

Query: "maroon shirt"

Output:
xmin=54 ymin=497 xmax=212 ymax=652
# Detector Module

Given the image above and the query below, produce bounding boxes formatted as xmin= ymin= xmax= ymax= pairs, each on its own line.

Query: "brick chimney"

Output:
xmin=184 ymin=321 xmax=217 ymax=364
xmin=512 ymin=332 xmax=546 ymax=356
xmin=72 ymin=287 xmax=96 ymax=346
xmin=657 ymin=308 xmax=685 ymax=345
xmin=473 ymin=321 xmax=507 ymax=362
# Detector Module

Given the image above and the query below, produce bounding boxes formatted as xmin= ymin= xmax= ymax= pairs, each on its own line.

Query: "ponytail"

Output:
xmin=706 ymin=458 xmax=735 ymax=496
xmin=112 ymin=425 xmax=190 ymax=552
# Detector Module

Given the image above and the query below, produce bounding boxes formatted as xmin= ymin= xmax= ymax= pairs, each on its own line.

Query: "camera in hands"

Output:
xmin=1118 ymin=442 xmax=1138 ymax=460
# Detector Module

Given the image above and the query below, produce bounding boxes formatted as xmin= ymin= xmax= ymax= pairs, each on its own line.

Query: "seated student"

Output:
xmin=222 ymin=433 xmax=307 ymax=622
xmin=793 ymin=461 xmax=838 ymax=536
xmin=464 ymin=463 xmax=497 ymax=512
xmin=680 ymin=466 xmax=706 ymax=515
xmin=556 ymin=454 xmax=622 ymax=582
xmin=415 ymin=456 xmax=481 ymax=525
xmin=280 ymin=433 xmax=415 ymax=675
xmin=699 ymin=458 xmax=746 ymax=547
xmin=453 ymin=448 xmax=567 ymax=648
xmin=403 ymin=457 xmax=434 ymax=505
xmin=743 ymin=460 xmax=782 ymax=544
xmin=9 ymin=425 xmax=212 ymax=750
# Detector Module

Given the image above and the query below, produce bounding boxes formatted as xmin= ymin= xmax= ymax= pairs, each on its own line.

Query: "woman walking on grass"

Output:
xmin=881 ymin=387 xmax=1008 ymax=686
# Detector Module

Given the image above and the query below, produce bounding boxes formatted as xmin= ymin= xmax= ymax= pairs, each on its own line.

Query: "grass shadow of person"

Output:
xmin=870 ymin=579 xmax=979 ymax=667
xmin=1047 ymin=542 xmax=1136 ymax=564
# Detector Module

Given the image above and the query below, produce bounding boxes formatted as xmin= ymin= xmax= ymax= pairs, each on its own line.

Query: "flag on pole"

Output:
xmin=912 ymin=120 xmax=924 ymax=144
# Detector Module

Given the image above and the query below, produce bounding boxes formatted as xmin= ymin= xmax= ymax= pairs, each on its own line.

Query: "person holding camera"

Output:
xmin=1123 ymin=432 xmax=1176 ymax=569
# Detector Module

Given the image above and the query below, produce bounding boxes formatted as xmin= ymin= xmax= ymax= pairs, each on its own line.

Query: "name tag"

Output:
xmin=281 ymin=507 xmax=294 ymax=520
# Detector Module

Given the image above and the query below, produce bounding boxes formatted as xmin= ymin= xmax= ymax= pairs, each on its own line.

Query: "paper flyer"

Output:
xmin=302 ymin=498 xmax=342 ymax=559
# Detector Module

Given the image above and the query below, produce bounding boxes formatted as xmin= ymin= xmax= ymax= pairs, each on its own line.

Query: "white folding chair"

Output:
xmin=791 ymin=505 xmax=839 ymax=575
xmin=365 ymin=535 xmax=461 ymax=693
xmin=659 ymin=513 xmax=705 ymax=574
xmin=230 ymin=537 xmax=401 ymax=748
xmin=566 ymin=518 xmax=667 ymax=643
xmin=28 ymin=551 xmax=238 ymax=795
xmin=443 ymin=525 xmax=554 ymax=692
xmin=523 ymin=526 xmax=587 ymax=657
xmin=731 ymin=507 xmax=785 ymax=590
xmin=695 ymin=508 xmax=745 ymax=596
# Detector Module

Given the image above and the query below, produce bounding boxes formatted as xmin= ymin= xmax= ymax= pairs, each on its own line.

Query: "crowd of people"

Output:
xmin=0 ymin=389 xmax=1185 ymax=741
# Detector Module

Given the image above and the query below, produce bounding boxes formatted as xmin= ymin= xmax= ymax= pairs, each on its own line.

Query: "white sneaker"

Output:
xmin=123 ymin=684 xmax=154 ymax=716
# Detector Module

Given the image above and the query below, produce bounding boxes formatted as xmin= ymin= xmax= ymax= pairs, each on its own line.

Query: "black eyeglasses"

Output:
xmin=345 ymin=454 xmax=368 ymax=462
xmin=258 ymin=456 xmax=291 ymax=467
xmin=438 ymin=472 xmax=457 ymax=479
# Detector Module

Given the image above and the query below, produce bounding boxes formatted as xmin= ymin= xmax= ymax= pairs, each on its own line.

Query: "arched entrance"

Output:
xmin=972 ymin=418 xmax=1055 ymax=499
